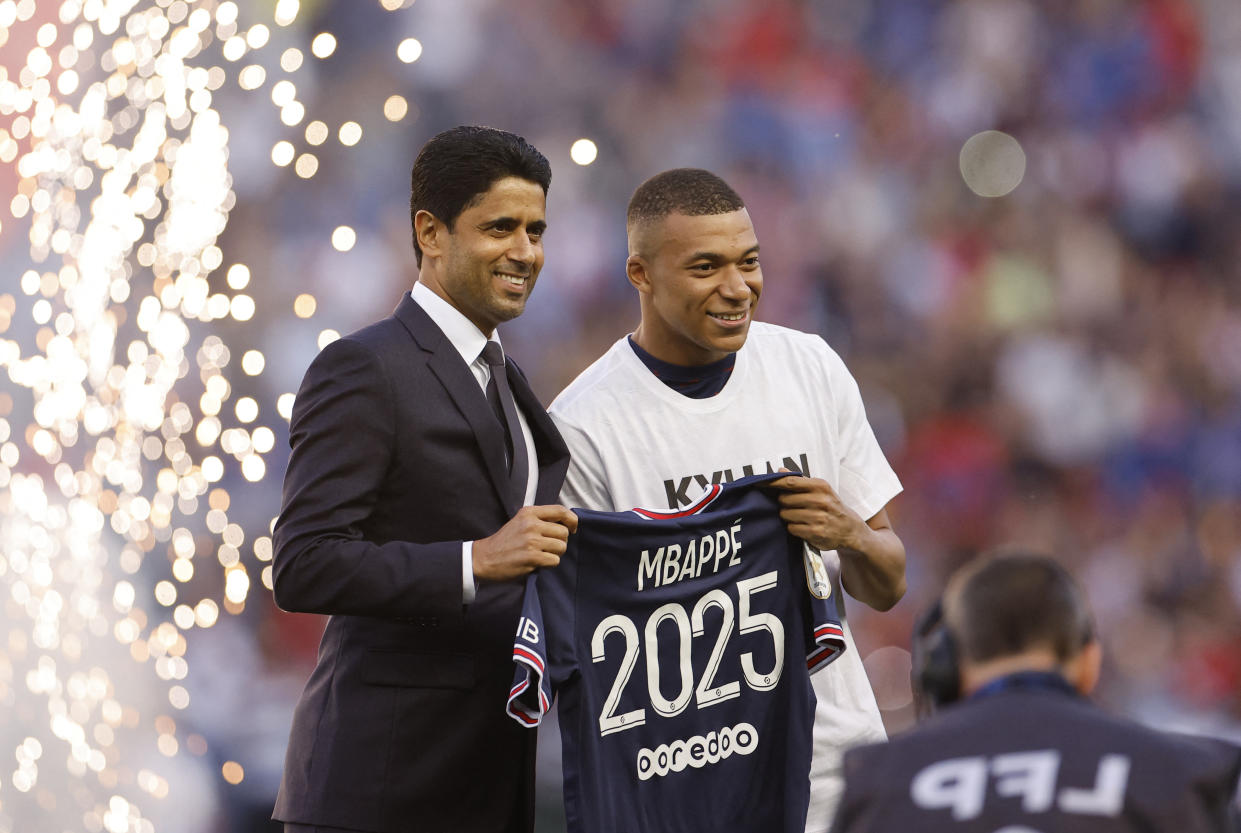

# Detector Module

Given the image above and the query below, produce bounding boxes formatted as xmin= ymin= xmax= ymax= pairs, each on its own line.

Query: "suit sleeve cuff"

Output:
xmin=462 ymin=541 xmax=477 ymax=604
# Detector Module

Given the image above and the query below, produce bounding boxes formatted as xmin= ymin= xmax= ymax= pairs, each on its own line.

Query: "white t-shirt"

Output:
xmin=550 ymin=322 xmax=903 ymax=832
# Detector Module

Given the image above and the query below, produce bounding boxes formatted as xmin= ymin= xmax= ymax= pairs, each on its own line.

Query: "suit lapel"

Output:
xmin=394 ymin=295 xmax=517 ymax=514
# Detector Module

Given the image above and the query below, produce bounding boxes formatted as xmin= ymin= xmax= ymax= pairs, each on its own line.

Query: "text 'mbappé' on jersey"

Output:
xmin=507 ymin=474 xmax=846 ymax=833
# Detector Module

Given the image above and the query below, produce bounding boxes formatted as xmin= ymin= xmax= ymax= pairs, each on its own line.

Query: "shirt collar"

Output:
xmin=410 ymin=281 xmax=501 ymax=366
xmin=969 ymin=670 xmax=1079 ymax=702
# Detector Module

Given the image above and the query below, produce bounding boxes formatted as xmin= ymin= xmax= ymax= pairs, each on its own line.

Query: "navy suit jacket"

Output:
xmin=272 ymin=293 xmax=570 ymax=833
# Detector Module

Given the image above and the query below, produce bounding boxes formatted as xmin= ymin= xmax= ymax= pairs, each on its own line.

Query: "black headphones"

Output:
xmin=910 ymin=600 xmax=960 ymax=716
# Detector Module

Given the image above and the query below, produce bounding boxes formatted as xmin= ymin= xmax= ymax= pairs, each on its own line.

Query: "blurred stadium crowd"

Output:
xmin=43 ymin=0 xmax=1236 ymax=828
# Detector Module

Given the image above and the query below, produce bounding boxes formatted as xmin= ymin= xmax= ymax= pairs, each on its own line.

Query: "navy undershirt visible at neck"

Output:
xmin=969 ymin=670 xmax=1080 ymax=702
xmin=627 ymin=336 xmax=736 ymax=399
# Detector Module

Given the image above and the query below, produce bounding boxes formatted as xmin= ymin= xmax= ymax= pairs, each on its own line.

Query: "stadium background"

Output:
xmin=1 ymin=0 xmax=1238 ymax=831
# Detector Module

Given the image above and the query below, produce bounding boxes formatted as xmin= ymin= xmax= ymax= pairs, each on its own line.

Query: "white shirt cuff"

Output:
xmin=462 ymin=541 xmax=477 ymax=604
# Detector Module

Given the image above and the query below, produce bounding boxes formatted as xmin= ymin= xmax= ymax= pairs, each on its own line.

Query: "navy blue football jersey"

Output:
xmin=507 ymin=473 xmax=846 ymax=833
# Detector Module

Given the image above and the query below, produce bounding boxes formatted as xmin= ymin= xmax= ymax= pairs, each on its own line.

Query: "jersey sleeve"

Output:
xmin=820 ymin=340 xmax=903 ymax=521
xmin=804 ymin=549 xmax=848 ymax=674
xmin=507 ymin=572 xmax=552 ymax=727
xmin=507 ymin=522 xmax=583 ymax=728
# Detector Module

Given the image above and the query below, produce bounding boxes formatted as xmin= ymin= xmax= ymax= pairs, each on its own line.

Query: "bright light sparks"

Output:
xmin=274 ymin=0 xmax=300 ymax=27
xmin=246 ymin=24 xmax=271 ymax=50
xmin=272 ymin=140 xmax=295 ymax=167
xmin=383 ymin=95 xmax=409 ymax=122
xmin=252 ymin=427 xmax=276 ymax=454
xmin=223 ymin=36 xmax=247 ymax=62
xmin=331 ymin=225 xmax=357 ymax=251
xmin=271 ymin=80 xmax=297 ymax=107
xmin=281 ymin=101 xmax=306 ymax=126
xmin=241 ymin=350 xmax=266 ymax=375
xmin=195 ymin=599 xmax=220 ymax=628
xmin=311 ymin=32 xmax=337 ymax=59
xmin=241 ymin=455 xmax=266 ymax=482
xmin=173 ymin=558 xmax=194 ymax=583
xmin=169 ymin=685 xmax=190 ymax=710
xmin=280 ymin=48 xmax=304 ymax=73
xmin=397 ymin=38 xmax=423 ymax=63
xmin=202 ymin=456 xmax=224 ymax=483
xmin=238 ymin=64 xmax=267 ymax=90
xmin=155 ymin=581 xmax=177 ymax=606
xmin=235 ymin=397 xmax=258 ymax=423
xmin=339 ymin=121 xmax=362 ymax=146
xmin=231 ymin=295 xmax=256 ymax=321
xmin=305 ymin=120 xmax=328 ymax=146
xmin=0 ymin=4 xmax=408 ymax=829
xmin=295 ymin=152 xmax=319 ymax=178
xmin=293 ymin=293 xmax=317 ymax=318
xmin=227 ymin=264 xmax=251 ymax=290
xmin=570 ymin=138 xmax=598 ymax=166
xmin=318 ymin=329 xmax=340 ymax=350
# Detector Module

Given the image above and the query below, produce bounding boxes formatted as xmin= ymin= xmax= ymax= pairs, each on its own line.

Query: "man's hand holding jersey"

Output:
xmin=767 ymin=473 xmax=907 ymax=612
xmin=473 ymin=505 xmax=579 ymax=581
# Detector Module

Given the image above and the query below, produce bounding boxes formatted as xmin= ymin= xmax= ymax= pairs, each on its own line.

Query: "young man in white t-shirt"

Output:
xmin=549 ymin=168 xmax=907 ymax=831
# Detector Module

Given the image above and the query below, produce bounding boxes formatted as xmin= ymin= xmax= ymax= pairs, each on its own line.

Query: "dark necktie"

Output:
xmin=481 ymin=341 xmax=529 ymax=505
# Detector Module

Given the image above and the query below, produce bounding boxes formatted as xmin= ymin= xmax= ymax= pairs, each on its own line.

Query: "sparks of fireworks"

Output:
xmin=0 ymin=1 xmax=420 ymax=830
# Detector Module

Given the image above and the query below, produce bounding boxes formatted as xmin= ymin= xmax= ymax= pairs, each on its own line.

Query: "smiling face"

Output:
xmin=627 ymin=209 xmax=762 ymax=365
xmin=415 ymin=175 xmax=547 ymax=335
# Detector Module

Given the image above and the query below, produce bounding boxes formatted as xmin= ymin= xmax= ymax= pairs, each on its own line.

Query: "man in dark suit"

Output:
xmin=829 ymin=552 xmax=1241 ymax=833
xmin=271 ymin=125 xmax=578 ymax=833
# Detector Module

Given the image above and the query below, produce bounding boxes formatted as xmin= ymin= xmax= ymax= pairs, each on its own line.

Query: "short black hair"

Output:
xmin=626 ymin=168 xmax=745 ymax=227
xmin=946 ymin=551 xmax=1095 ymax=665
xmin=409 ymin=125 xmax=551 ymax=267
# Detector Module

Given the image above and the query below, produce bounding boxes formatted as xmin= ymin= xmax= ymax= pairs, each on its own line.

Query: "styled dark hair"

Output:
xmin=945 ymin=552 xmax=1095 ymax=664
xmin=409 ymin=125 xmax=551 ymax=266
xmin=626 ymin=168 xmax=745 ymax=227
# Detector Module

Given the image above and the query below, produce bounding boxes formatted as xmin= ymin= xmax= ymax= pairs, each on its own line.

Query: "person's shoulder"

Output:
xmin=746 ymin=322 xmax=854 ymax=384
xmin=328 ymin=309 xmax=428 ymax=357
xmin=1118 ymin=717 xmax=1241 ymax=773
xmin=345 ymin=312 xmax=416 ymax=351
xmin=550 ymin=337 xmax=636 ymax=420
xmin=303 ymin=314 xmax=421 ymax=386
xmin=747 ymin=321 xmax=839 ymax=360
xmin=841 ymin=734 xmax=896 ymax=771
xmin=839 ymin=726 xmax=924 ymax=790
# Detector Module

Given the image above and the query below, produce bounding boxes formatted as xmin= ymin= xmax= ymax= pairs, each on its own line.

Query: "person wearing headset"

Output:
xmin=829 ymin=551 xmax=1241 ymax=833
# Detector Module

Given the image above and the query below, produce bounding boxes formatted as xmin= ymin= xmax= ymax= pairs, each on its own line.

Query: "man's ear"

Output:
xmin=626 ymin=254 xmax=651 ymax=294
xmin=414 ymin=210 xmax=444 ymax=260
xmin=1068 ymin=639 xmax=1103 ymax=696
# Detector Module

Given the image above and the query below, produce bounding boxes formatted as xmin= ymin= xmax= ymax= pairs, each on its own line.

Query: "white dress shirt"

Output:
xmin=410 ymin=281 xmax=538 ymax=603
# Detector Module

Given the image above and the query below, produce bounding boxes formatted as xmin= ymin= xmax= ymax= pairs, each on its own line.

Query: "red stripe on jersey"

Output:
xmin=514 ymin=645 xmax=545 ymax=674
xmin=815 ymin=624 xmax=844 ymax=640
xmin=508 ymin=679 xmax=541 ymax=725
xmin=631 ymin=483 xmax=723 ymax=519
xmin=510 ymin=705 xmax=539 ymax=726
xmin=806 ymin=646 xmax=841 ymax=671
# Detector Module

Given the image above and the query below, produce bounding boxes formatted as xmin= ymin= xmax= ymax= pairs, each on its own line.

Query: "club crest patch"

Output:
xmin=804 ymin=548 xmax=831 ymax=599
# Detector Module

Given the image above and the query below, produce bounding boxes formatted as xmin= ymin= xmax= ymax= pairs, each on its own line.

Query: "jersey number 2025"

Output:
xmin=593 ymin=571 xmax=785 ymax=737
